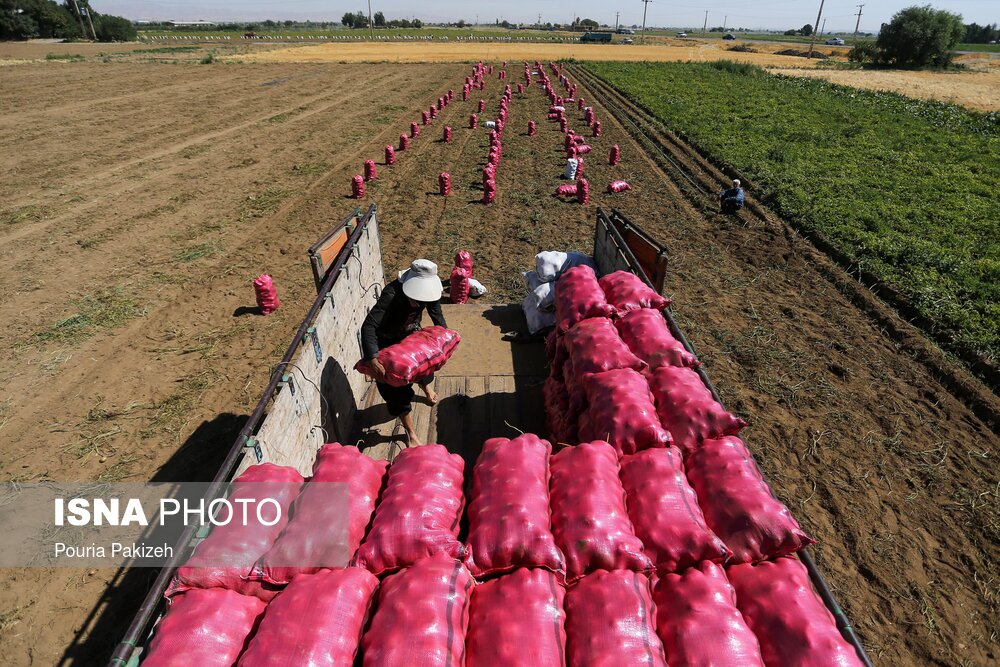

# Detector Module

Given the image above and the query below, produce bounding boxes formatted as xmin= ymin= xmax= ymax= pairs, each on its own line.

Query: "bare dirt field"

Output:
xmin=0 ymin=49 xmax=997 ymax=666
xmin=234 ymin=40 xmax=834 ymax=67
xmin=777 ymin=58 xmax=1000 ymax=112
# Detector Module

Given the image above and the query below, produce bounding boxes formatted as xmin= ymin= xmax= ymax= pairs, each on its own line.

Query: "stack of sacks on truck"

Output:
xmin=538 ymin=264 xmax=863 ymax=666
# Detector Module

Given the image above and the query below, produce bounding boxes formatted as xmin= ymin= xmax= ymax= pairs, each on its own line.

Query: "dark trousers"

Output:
xmin=376 ymin=374 xmax=434 ymax=417
xmin=721 ymin=198 xmax=743 ymax=214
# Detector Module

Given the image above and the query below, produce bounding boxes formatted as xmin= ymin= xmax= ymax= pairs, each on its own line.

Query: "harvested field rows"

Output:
xmin=0 ymin=56 xmax=996 ymax=667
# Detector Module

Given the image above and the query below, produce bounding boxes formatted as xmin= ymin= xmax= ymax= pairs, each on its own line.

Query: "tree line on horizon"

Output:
xmin=1 ymin=0 xmax=135 ymax=41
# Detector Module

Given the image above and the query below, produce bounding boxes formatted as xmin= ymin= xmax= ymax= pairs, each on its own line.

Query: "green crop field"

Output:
xmin=586 ymin=61 xmax=1000 ymax=363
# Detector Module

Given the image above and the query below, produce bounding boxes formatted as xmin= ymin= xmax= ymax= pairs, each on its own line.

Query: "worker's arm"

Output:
xmin=427 ymin=299 xmax=447 ymax=329
xmin=361 ymin=283 xmax=397 ymax=361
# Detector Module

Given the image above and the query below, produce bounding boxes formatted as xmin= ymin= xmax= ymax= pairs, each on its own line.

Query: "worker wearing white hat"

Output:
xmin=360 ymin=259 xmax=447 ymax=446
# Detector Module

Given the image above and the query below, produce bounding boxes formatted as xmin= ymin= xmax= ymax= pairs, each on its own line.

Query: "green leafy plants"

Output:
xmin=587 ymin=61 xmax=999 ymax=362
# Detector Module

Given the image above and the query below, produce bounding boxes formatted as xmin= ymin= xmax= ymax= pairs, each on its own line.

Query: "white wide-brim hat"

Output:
xmin=398 ymin=259 xmax=443 ymax=302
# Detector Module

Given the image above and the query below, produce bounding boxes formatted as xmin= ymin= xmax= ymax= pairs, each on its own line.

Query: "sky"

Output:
xmin=93 ymin=0 xmax=997 ymax=33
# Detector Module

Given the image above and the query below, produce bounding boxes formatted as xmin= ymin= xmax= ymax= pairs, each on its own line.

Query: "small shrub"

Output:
xmin=200 ymin=52 xmax=215 ymax=64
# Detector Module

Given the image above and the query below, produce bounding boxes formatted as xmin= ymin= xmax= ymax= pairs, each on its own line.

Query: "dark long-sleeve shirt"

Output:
xmin=361 ymin=279 xmax=446 ymax=360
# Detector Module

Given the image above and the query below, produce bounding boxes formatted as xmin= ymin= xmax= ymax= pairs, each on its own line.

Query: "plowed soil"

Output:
xmin=0 ymin=56 xmax=996 ymax=666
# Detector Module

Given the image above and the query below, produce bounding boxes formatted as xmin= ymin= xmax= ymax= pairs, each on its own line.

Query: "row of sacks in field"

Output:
xmin=144 ymin=439 xmax=861 ymax=666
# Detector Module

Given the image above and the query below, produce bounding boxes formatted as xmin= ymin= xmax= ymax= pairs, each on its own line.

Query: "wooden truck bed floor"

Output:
xmin=354 ymin=304 xmax=547 ymax=469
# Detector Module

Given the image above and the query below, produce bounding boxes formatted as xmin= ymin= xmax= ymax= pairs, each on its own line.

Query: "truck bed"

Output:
xmin=356 ymin=304 xmax=548 ymax=467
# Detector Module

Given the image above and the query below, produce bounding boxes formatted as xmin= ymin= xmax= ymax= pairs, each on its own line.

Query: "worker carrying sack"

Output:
xmin=353 ymin=444 xmax=466 ymax=576
xmin=362 ymin=555 xmax=474 ymax=667
xmin=686 ymin=436 xmax=814 ymax=563
xmin=237 ymin=568 xmax=378 ymax=667
xmin=727 ymin=557 xmax=865 ymax=667
xmin=619 ymin=447 xmax=730 ymax=573
xmin=466 ymin=568 xmax=567 ymax=667
xmin=647 ymin=365 xmax=747 ymax=455
xmin=355 ymin=326 xmax=461 ymax=387
xmin=550 ymin=441 xmax=652 ymax=582
xmin=579 ymin=368 xmax=671 ymax=456
xmin=653 ymin=561 xmax=765 ymax=667
xmin=565 ymin=570 xmax=668 ymax=667
xmin=255 ymin=444 xmax=387 ymax=584
xmin=143 ymin=589 xmax=266 ymax=667
xmin=169 ymin=463 xmax=304 ymax=601
xmin=464 ymin=434 xmax=565 ymax=578
xmin=615 ymin=309 xmax=699 ymax=370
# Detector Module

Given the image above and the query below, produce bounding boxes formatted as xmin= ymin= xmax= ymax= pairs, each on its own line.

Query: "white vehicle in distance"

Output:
xmin=676 ymin=32 xmax=688 ymax=38
xmin=825 ymin=37 xmax=845 ymax=45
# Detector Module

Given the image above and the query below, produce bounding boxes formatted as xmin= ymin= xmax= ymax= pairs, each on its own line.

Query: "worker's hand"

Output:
xmin=369 ymin=358 xmax=388 ymax=383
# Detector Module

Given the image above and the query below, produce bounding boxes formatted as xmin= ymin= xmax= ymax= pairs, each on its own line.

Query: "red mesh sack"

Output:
xmin=439 ymin=171 xmax=451 ymax=197
xmin=610 ymin=144 xmax=621 ymax=165
xmin=554 ymin=265 xmax=614 ymax=332
xmin=361 ymin=555 xmax=473 ymax=667
xmin=255 ymin=444 xmax=387 ymax=584
xmin=238 ymin=568 xmax=378 ymax=667
xmin=353 ymin=444 xmax=465 ymax=576
xmin=576 ymin=177 xmax=590 ymax=204
xmin=364 ymin=159 xmax=377 ymax=182
xmin=355 ymin=326 xmax=461 ymax=387
xmin=563 ymin=316 xmax=647 ymax=377
xmin=607 ymin=180 xmax=631 ymax=193
xmin=576 ymin=156 xmax=584 ymax=177
xmin=169 ymin=463 xmax=304 ymax=601
xmin=443 ymin=125 xmax=452 ymax=142
xmin=598 ymin=270 xmax=670 ymax=315
xmin=727 ymin=557 xmax=864 ymax=667
xmin=385 ymin=144 xmax=396 ymax=165
xmin=143 ymin=589 xmax=265 ymax=667
xmin=550 ymin=441 xmax=652 ymax=582
xmin=352 ymin=175 xmax=365 ymax=199
xmin=593 ymin=120 xmax=602 ymax=137
xmin=555 ymin=183 xmax=578 ymax=197
xmin=579 ymin=368 xmax=671 ymax=456
xmin=648 ymin=366 xmax=747 ymax=455
xmin=466 ymin=568 xmax=567 ymax=667
xmin=478 ymin=99 xmax=486 ymax=112
xmin=399 ymin=133 xmax=409 ymax=151
xmin=653 ymin=561 xmax=764 ymax=667
xmin=483 ymin=178 xmax=496 ymax=204
xmin=470 ymin=113 xmax=478 ymax=128
xmin=464 ymin=434 xmax=565 ymax=578
xmin=437 ymin=96 xmax=444 ymax=110
xmin=615 ymin=309 xmax=699 ymax=370
xmin=544 ymin=374 xmax=575 ymax=445
xmin=575 ymin=144 xmax=592 ymax=155
xmin=528 ymin=119 xmax=537 ymax=135
xmin=422 ymin=110 xmax=430 ymax=125
xmin=410 ymin=121 xmax=419 ymax=137
xmin=451 ymin=266 xmax=470 ymax=304
xmin=619 ymin=447 xmax=730 ymax=572
xmin=686 ymin=436 xmax=814 ymax=563
xmin=454 ymin=250 xmax=473 ymax=274
xmin=565 ymin=570 xmax=668 ymax=667
xmin=253 ymin=274 xmax=279 ymax=315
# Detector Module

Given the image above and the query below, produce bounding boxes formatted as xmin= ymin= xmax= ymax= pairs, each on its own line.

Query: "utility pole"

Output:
xmin=807 ymin=0 xmax=824 ymax=58
xmin=367 ymin=0 xmax=374 ymax=39
xmin=640 ymin=0 xmax=651 ymax=44
xmin=853 ymin=4 xmax=864 ymax=39
xmin=69 ymin=0 xmax=89 ymax=39
xmin=723 ymin=15 xmax=727 ymax=32
xmin=616 ymin=11 xmax=620 ymax=32
xmin=820 ymin=18 xmax=827 ymax=36
xmin=702 ymin=10 xmax=709 ymax=35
